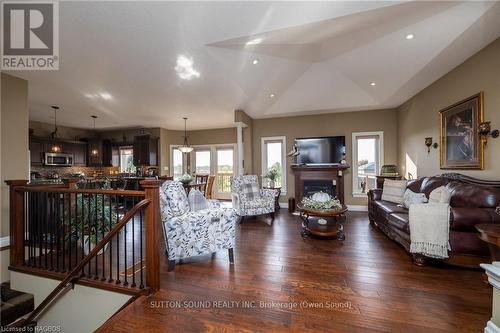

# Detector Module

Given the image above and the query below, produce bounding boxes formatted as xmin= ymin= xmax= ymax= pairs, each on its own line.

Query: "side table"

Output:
xmin=476 ymin=224 xmax=500 ymax=262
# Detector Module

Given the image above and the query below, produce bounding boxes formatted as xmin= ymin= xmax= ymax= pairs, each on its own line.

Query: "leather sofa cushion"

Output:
xmin=388 ymin=213 xmax=410 ymax=233
xmin=451 ymin=207 xmax=500 ymax=232
xmin=374 ymin=201 xmax=408 ymax=215
xmin=419 ymin=177 xmax=450 ymax=198
xmin=447 ymin=181 xmax=500 ymax=208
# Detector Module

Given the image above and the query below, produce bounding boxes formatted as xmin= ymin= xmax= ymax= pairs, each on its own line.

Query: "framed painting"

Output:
xmin=439 ymin=92 xmax=484 ymax=169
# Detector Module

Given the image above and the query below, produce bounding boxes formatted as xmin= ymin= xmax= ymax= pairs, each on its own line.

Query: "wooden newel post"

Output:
xmin=5 ymin=180 xmax=28 ymax=267
xmin=140 ymin=179 xmax=163 ymax=292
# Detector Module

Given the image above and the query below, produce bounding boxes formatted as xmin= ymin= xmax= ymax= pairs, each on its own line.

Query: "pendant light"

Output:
xmin=178 ymin=117 xmax=193 ymax=153
xmin=49 ymin=106 xmax=62 ymax=153
xmin=90 ymin=116 xmax=99 ymax=156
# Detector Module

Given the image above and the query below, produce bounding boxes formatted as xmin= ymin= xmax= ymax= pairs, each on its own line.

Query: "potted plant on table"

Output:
xmin=263 ymin=163 xmax=281 ymax=188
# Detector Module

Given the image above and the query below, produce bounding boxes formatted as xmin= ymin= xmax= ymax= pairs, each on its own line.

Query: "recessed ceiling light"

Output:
xmin=406 ymin=34 xmax=415 ymax=40
xmin=370 ymin=82 xmax=376 ymax=86
xmin=100 ymin=92 xmax=113 ymax=100
xmin=252 ymin=59 xmax=259 ymax=65
xmin=175 ymin=54 xmax=200 ymax=80
xmin=270 ymin=93 xmax=275 ymax=98
xmin=246 ymin=38 xmax=262 ymax=46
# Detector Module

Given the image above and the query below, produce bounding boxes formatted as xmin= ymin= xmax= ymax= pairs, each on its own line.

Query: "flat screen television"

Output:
xmin=295 ymin=136 xmax=345 ymax=165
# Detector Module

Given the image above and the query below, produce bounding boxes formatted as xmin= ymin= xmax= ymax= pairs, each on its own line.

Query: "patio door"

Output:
xmin=215 ymin=147 xmax=235 ymax=200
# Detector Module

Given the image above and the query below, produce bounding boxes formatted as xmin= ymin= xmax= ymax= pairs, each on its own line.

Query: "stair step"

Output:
xmin=1 ymin=282 xmax=35 ymax=326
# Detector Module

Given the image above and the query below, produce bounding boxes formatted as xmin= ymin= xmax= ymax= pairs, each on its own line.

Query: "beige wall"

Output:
xmin=1 ymin=73 xmax=29 ymax=283
xmin=252 ymin=109 xmax=398 ymax=205
xmin=397 ymin=37 xmax=500 ymax=180
xmin=1 ymin=73 xmax=29 ymax=237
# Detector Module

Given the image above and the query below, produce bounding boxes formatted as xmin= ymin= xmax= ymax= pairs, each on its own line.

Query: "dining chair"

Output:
xmin=205 ymin=175 xmax=215 ymax=199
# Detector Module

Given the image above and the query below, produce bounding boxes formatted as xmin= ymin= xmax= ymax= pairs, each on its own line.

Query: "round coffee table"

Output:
xmin=296 ymin=204 xmax=348 ymax=240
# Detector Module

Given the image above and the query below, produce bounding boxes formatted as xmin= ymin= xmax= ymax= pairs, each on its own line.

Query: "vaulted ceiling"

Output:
xmin=7 ymin=1 xmax=500 ymax=130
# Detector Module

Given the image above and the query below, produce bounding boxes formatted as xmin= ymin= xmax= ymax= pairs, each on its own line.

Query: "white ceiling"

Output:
xmin=6 ymin=1 xmax=500 ymax=130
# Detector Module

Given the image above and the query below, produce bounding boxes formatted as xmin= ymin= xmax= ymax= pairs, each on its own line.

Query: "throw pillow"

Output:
xmin=188 ymin=189 xmax=208 ymax=212
xmin=429 ymin=186 xmax=451 ymax=204
xmin=382 ymin=179 xmax=408 ymax=204
xmin=402 ymin=189 xmax=428 ymax=209
xmin=242 ymin=182 xmax=261 ymax=201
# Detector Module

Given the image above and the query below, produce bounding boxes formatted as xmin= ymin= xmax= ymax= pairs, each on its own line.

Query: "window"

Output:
xmin=194 ymin=149 xmax=211 ymax=174
xmin=171 ymin=147 xmax=184 ymax=180
xmin=261 ymin=136 xmax=286 ymax=194
xmin=119 ymin=147 xmax=135 ymax=173
xmin=352 ymin=132 xmax=384 ymax=196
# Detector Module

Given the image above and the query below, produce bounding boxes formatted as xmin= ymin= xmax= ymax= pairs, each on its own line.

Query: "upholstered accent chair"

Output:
xmin=160 ymin=181 xmax=236 ymax=271
xmin=230 ymin=175 xmax=278 ymax=224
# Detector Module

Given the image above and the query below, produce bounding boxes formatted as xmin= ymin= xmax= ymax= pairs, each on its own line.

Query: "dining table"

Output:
xmin=182 ymin=181 xmax=207 ymax=193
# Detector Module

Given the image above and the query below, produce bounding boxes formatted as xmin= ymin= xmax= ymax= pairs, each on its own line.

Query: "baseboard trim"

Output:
xmin=485 ymin=320 xmax=500 ymax=333
xmin=347 ymin=205 xmax=368 ymax=212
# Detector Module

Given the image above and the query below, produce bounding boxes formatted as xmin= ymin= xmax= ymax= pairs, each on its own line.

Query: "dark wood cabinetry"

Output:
xmin=69 ymin=142 xmax=87 ymax=166
xmin=87 ymin=139 xmax=113 ymax=167
xmin=29 ymin=137 xmax=87 ymax=166
xmin=29 ymin=139 xmax=46 ymax=165
xmin=133 ymin=135 xmax=158 ymax=166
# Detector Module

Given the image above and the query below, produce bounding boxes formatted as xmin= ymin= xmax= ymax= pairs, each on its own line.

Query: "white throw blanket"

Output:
xmin=409 ymin=203 xmax=451 ymax=259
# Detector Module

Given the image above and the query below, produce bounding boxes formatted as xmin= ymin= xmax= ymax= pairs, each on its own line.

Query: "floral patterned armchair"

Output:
xmin=160 ymin=181 xmax=236 ymax=271
xmin=230 ymin=175 xmax=278 ymax=224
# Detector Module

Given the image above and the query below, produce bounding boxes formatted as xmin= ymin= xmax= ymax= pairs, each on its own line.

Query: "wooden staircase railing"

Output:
xmin=5 ymin=179 xmax=163 ymax=328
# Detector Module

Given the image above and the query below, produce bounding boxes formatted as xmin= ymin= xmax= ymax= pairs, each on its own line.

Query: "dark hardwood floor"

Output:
xmin=97 ymin=211 xmax=492 ymax=333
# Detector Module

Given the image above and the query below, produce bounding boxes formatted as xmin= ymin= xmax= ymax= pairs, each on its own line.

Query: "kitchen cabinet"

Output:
xmin=133 ymin=135 xmax=158 ymax=166
xmin=71 ymin=142 xmax=87 ymax=166
xmin=29 ymin=137 xmax=88 ymax=166
xmin=88 ymin=139 xmax=112 ymax=167
xmin=29 ymin=138 xmax=46 ymax=165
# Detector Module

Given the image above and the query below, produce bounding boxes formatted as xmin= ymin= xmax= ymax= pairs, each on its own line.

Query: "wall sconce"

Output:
xmin=478 ymin=121 xmax=499 ymax=145
xmin=425 ymin=137 xmax=438 ymax=153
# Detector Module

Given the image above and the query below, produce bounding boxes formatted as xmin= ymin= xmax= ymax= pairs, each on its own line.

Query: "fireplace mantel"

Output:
xmin=291 ymin=164 xmax=350 ymax=208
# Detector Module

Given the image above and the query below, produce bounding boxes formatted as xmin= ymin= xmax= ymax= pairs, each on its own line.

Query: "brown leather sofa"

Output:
xmin=368 ymin=173 xmax=500 ymax=267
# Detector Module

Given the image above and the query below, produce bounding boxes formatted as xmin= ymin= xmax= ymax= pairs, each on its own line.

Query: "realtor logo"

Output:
xmin=1 ymin=0 xmax=59 ymax=70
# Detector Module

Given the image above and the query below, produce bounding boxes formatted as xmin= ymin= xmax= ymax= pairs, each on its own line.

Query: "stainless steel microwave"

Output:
xmin=44 ymin=153 xmax=74 ymax=166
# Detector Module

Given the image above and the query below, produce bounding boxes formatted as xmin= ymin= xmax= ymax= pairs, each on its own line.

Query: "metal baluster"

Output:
xmin=57 ymin=193 xmax=66 ymax=272
xmin=123 ymin=195 xmax=128 ymax=287
xmin=116 ymin=195 xmax=121 ymax=285
xmin=101 ymin=194 xmax=106 ymax=281
xmin=68 ymin=193 xmax=72 ymax=271
xmin=44 ymin=192 xmax=48 ymax=270
xmin=38 ymin=192 xmax=43 ymax=269
xmin=56 ymin=193 xmax=61 ymax=271
xmin=131 ymin=196 xmax=136 ymax=288
xmin=139 ymin=206 xmax=144 ymax=289
xmin=108 ymin=195 xmax=113 ymax=283
xmin=28 ymin=192 xmax=32 ymax=267
xmin=49 ymin=193 xmax=54 ymax=270
xmin=80 ymin=193 xmax=85 ymax=277
xmin=94 ymin=194 xmax=98 ymax=279
xmin=87 ymin=194 xmax=91 ymax=277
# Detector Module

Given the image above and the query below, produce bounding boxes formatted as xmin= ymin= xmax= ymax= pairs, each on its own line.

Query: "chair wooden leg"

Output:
xmin=239 ymin=216 xmax=245 ymax=224
xmin=269 ymin=212 xmax=275 ymax=226
xmin=228 ymin=248 xmax=234 ymax=264
xmin=168 ymin=260 xmax=176 ymax=272
xmin=211 ymin=252 xmax=216 ymax=259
